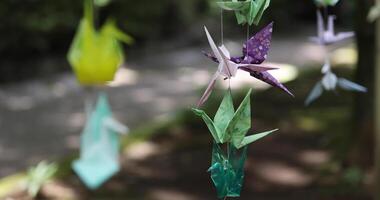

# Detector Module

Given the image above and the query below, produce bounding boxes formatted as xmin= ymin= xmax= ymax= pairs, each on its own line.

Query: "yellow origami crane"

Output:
xmin=68 ymin=0 xmax=133 ymax=85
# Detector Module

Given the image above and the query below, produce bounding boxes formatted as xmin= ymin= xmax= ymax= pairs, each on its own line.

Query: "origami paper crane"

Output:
xmin=73 ymin=94 xmax=129 ymax=189
xmin=208 ymin=142 xmax=247 ymax=198
xmin=193 ymin=89 xmax=276 ymax=198
xmin=310 ymin=10 xmax=354 ymax=45
xmin=305 ymin=61 xmax=367 ymax=105
xmin=217 ymin=0 xmax=270 ymax=26
xmin=368 ymin=3 xmax=380 ymax=22
xmin=198 ymin=26 xmax=276 ymax=107
xmin=193 ymin=89 xmax=277 ymax=149
xmin=203 ymin=22 xmax=294 ymax=104
xmin=67 ymin=0 xmax=133 ymax=85
xmin=314 ymin=0 xmax=340 ymax=7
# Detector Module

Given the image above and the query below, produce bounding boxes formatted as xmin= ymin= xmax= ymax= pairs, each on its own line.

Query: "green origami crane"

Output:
xmin=313 ymin=0 xmax=340 ymax=7
xmin=193 ymin=89 xmax=277 ymax=149
xmin=67 ymin=0 xmax=133 ymax=85
xmin=217 ymin=0 xmax=270 ymax=26
xmin=72 ymin=94 xmax=128 ymax=189
xmin=193 ymin=89 xmax=277 ymax=198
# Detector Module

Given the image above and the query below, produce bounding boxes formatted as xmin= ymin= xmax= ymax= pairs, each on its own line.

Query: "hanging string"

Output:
xmin=323 ymin=6 xmax=328 ymax=25
xmin=221 ymin=8 xmax=224 ymax=45
xmin=322 ymin=6 xmax=330 ymax=74
xmin=246 ymin=24 xmax=250 ymax=61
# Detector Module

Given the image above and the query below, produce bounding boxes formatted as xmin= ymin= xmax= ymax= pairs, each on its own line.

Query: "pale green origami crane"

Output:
xmin=72 ymin=94 xmax=128 ymax=189
xmin=314 ymin=0 xmax=340 ymax=7
xmin=67 ymin=0 xmax=133 ymax=85
xmin=217 ymin=0 xmax=270 ymax=26
xmin=193 ymin=89 xmax=277 ymax=149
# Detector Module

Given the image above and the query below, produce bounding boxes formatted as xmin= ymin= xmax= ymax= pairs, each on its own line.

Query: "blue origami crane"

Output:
xmin=72 ymin=94 xmax=128 ymax=190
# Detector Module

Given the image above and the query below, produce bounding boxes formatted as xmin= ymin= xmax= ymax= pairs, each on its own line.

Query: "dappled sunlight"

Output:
xmin=130 ymin=88 xmax=156 ymax=103
xmin=298 ymin=150 xmax=330 ymax=167
xmin=41 ymin=181 xmax=81 ymax=200
xmin=147 ymin=188 xmax=198 ymax=200
xmin=154 ymin=97 xmax=177 ymax=112
xmin=295 ymin=116 xmax=324 ymax=132
xmin=187 ymin=69 xmax=213 ymax=87
xmin=266 ymin=63 xmax=299 ymax=83
xmin=331 ymin=47 xmax=357 ymax=67
xmin=219 ymin=62 xmax=299 ymax=90
xmin=67 ymin=112 xmax=85 ymax=129
xmin=124 ymin=142 xmax=159 ymax=161
xmin=298 ymin=44 xmax=326 ymax=64
xmin=108 ymin=67 xmax=139 ymax=87
xmin=252 ymin=160 xmax=313 ymax=187
xmin=65 ymin=135 xmax=80 ymax=150
xmin=4 ymin=96 xmax=35 ymax=111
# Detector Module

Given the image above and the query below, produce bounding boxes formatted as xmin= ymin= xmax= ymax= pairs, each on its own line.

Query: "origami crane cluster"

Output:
xmin=67 ymin=0 xmax=131 ymax=190
xmin=199 ymin=22 xmax=293 ymax=107
xmin=305 ymin=0 xmax=367 ymax=105
xmin=193 ymin=0 xmax=292 ymax=198
xmin=193 ymin=89 xmax=277 ymax=198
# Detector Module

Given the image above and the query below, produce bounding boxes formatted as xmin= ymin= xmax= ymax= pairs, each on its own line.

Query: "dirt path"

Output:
xmin=0 ymin=31 xmax=335 ymax=177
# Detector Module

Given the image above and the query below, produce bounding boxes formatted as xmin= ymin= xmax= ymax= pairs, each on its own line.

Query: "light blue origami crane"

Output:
xmin=72 ymin=94 xmax=128 ymax=190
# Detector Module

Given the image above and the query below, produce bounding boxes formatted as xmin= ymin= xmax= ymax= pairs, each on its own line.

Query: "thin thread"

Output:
xmin=221 ymin=8 xmax=224 ymax=44
xmin=323 ymin=6 xmax=328 ymax=23
xmin=246 ymin=24 xmax=250 ymax=60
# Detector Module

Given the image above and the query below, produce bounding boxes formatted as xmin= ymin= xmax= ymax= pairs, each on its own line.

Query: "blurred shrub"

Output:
xmin=0 ymin=0 xmax=353 ymax=83
xmin=0 ymin=0 xmax=209 ymax=57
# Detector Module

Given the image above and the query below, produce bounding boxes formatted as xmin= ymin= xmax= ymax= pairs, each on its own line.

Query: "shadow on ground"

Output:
xmin=4 ymin=66 xmax=372 ymax=200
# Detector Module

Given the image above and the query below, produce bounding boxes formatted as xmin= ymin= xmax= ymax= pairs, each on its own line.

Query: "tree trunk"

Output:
xmin=375 ymin=0 xmax=380 ymax=198
xmin=351 ymin=0 xmax=375 ymax=168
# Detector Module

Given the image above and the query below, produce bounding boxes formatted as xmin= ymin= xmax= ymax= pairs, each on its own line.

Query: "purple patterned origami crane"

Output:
xmin=197 ymin=26 xmax=278 ymax=107
xmin=310 ymin=10 xmax=354 ymax=45
xmin=201 ymin=22 xmax=293 ymax=107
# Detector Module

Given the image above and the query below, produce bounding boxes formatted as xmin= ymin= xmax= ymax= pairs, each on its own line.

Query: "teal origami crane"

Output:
xmin=314 ymin=0 xmax=340 ymax=7
xmin=193 ymin=89 xmax=277 ymax=198
xmin=208 ymin=142 xmax=247 ymax=198
xmin=73 ymin=94 xmax=128 ymax=190
xmin=217 ymin=0 xmax=270 ymax=26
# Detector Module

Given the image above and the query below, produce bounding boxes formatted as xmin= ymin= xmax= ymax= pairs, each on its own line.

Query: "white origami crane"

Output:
xmin=305 ymin=60 xmax=367 ymax=105
xmin=310 ymin=10 xmax=354 ymax=45
xmin=197 ymin=26 xmax=277 ymax=107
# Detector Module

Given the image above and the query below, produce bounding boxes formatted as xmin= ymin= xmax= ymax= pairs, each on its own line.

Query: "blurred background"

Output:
xmin=0 ymin=0 xmax=377 ymax=199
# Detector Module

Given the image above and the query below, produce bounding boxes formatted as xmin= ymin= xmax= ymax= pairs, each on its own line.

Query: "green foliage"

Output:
xmin=94 ymin=0 xmax=111 ymax=7
xmin=26 ymin=161 xmax=58 ymax=198
xmin=314 ymin=0 xmax=340 ymax=7
xmin=342 ymin=167 xmax=364 ymax=187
